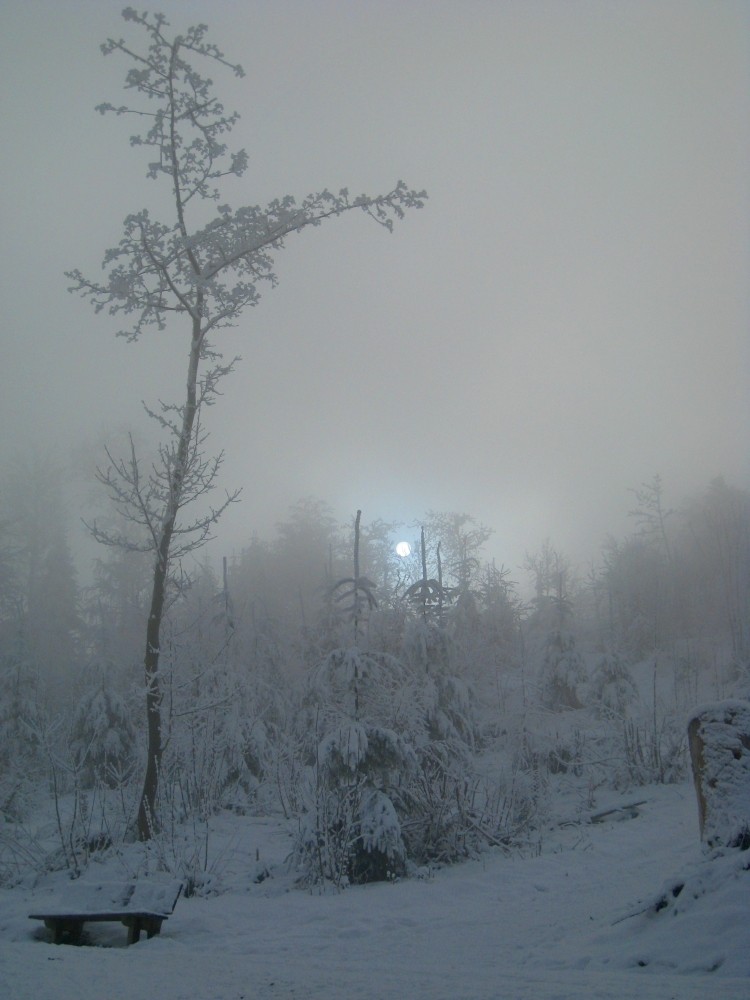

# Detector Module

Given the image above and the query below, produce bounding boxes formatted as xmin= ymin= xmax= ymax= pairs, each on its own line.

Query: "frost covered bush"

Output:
xmin=394 ymin=669 xmax=486 ymax=864
xmin=401 ymin=615 xmax=480 ymax=742
xmin=158 ymin=699 xmax=249 ymax=828
xmin=505 ymin=728 xmax=550 ymax=832
xmin=590 ymin=651 xmax=638 ymax=719
xmin=402 ymin=619 xmax=453 ymax=676
xmin=307 ymin=646 xmax=409 ymax=727
xmin=218 ymin=673 xmax=291 ymax=814
xmin=352 ymin=787 xmax=405 ymax=881
xmin=0 ymin=667 xmax=42 ymax=821
xmin=292 ymin=624 xmax=485 ymax=883
xmin=424 ymin=671 xmax=477 ymax=746
xmin=70 ymin=682 xmax=136 ymax=789
xmin=218 ymin=717 xmax=267 ymax=811
xmin=523 ymin=588 xmax=588 ymax=713
xmin=399 ymin=739 xmax=477 ymax=864
xmin=295 ymin=778 xmax=407 ymax=888
xmin=621 ymin=713 xmax=686 ymax=786
xmin=538 ymin=627 xmax=587 ymax=710
xmin=293 ymin=718 xmax=412 ymax=886
xmin=302 ymin=506 xmax=502 ymax=869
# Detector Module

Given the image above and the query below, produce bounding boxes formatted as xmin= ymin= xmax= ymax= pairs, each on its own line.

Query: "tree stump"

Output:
xmin=687 ymin=699 xmax=750 ymax=850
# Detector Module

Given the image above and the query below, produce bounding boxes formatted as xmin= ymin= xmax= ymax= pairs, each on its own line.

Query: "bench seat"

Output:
xmin=29 ymin=879 xmax=183 ymax=945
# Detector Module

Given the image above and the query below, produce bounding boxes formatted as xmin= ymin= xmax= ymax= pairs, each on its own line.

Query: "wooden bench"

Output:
xmin=30 ymin=879 xmax=183 ymax=945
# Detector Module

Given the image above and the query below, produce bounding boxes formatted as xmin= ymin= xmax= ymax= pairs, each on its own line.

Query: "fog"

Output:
xmin=2 ymin=8 xmax=750 ymax=976
xmin=1 ymin=0 xmax=748 ymax=575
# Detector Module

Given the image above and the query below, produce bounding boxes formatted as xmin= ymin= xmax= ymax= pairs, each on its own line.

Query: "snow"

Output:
xmin=1 ymin=782 xmax=748 ymax=999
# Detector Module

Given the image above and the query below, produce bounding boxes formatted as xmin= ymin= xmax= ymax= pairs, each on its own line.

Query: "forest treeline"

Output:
xmin=0 ymin=464 xmax=748 ymax=886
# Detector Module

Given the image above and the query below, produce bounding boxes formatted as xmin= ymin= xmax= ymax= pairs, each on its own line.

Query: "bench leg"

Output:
xmin=145 ymin=917 xmax=163 ymax=939
xmin=46 ymin=919 xmax=83 ymax=944
xmin=124 ymin=916 xmax=163 ymax=944
xmin=46 ymin=920 xmax=64 ymax=945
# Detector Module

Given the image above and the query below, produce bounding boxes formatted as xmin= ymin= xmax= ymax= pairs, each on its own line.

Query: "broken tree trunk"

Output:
xmin=687 ymin=699 xmax=750 ymax=850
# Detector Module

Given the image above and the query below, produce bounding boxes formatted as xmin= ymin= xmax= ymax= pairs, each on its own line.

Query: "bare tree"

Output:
xmin=67 ymin=9 xmax=426 ymax=839
xmin=629 ymin=474 xmax=675 ymax=567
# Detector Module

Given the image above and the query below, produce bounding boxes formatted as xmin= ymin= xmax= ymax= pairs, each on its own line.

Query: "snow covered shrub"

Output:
xmin=294 ymin=775 xmax=360 ymax=888
xmin=0 ymin=664 xmax=42 ymax=821
xmin=424 ymin=671 xmax=477 ymax=746
xmin=290 ymin=600 xmax=428 ymax=887
xmin=538 ymin=627 xmax=587 ymax=710
xmin=506 ymin=728 xmax=550 ymax=832
xmin=310 ymin=646 xmax=408 ymax=723
xmin=219 ymin=716 xmax=267 ymax=811
xmin=217 ymin=667 xmax=291 ymax=814
xmin=590 ymin=651 xmax=638 ymax=719
xmin=402 ymin=618 xmax=453 ymax=675
xmin=400 ymin=602 xmax=479 ymax=744
xmin=543 ymin=725 xmax=591 ymax=777
xmin=398 ymin=738 xmax=477 ymax=864
xmin=159 ymin=701 xmax=236 ymax=827
xmin=13 ymin=709 xmax=138 ymax=879
xmin=293 ymin=720 xmax=412 ymax=886
xmin=387 ymin=614 xmax=485 ymax=863
xmin=621 ymin=714 xmax=686 ymax=786
xmin=70 ymin=681 xmax=136 ymax=788
xmin=354 ymin=787 xmax=405 ymax=880
xmin=389 ymin=616 xmax=485 ymax=861
xmin=296 ymin=778 xmax=407 ymax=887
xmin=292 ymin=510 xmax=487 ymax=882
xmin=300 ymin=656 xmax=482 ymax=884
xmin=523 ymin=586 xmax=588 ymax=712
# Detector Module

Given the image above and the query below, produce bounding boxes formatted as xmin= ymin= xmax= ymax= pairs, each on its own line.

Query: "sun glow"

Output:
xmin=395 ymin=541 xmax=411 ymax=558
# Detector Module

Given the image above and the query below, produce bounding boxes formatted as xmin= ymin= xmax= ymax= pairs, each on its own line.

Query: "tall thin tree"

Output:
xmin=67 ymin=9 xmax=426 ymax=839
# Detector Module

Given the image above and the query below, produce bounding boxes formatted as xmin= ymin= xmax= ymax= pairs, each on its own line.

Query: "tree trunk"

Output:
xmin=135 ymin=529 xmax=172 ymax=839
xmin=136 ymin=316 xmax=203 ymax=840
xmin=687 ymin=699 xmax=750 ymax=850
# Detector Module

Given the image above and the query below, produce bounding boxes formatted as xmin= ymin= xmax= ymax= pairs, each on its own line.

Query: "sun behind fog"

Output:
xmin=395 ymin=541 xmax=411 ymax=558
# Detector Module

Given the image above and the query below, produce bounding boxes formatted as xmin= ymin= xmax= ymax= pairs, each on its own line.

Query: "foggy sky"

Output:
xmin=1 ymin=0 xmax=748 ymax=576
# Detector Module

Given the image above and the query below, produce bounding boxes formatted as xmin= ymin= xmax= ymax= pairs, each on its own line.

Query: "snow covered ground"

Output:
xmin=1 ymin=781 xmax=748 ymax=1000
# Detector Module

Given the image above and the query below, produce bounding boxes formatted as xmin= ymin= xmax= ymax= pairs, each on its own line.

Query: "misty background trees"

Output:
xmin=1 ymin=460 xmax=748 ymax=884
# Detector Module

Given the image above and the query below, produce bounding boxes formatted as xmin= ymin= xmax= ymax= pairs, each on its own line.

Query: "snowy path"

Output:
xmin=1 ymin=783 xmax=748 ymax=999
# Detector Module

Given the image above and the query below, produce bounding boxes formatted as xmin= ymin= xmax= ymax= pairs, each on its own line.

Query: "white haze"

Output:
xmin=1 ymin=0 xmax=748 ymax=574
